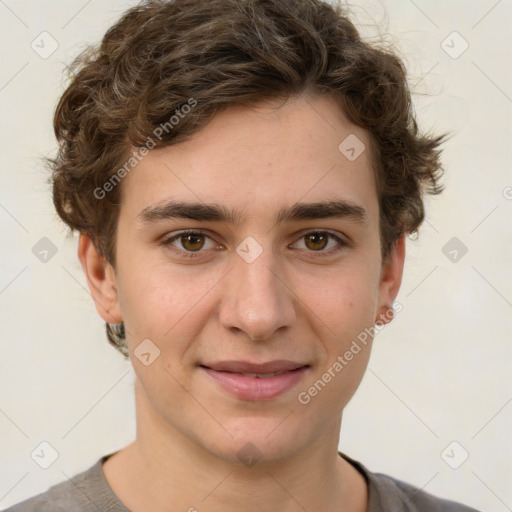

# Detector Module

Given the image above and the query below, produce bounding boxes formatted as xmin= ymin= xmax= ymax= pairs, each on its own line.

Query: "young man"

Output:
xmin=4 ymin=0 xmax=479 ymax=511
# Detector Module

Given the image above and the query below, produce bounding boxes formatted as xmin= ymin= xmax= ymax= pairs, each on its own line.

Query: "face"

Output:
xmin=82 ymin=94 xmax=404 ymax=464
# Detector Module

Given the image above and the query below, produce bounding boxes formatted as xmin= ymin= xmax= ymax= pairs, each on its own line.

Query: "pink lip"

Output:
xmin=200 ymin=363 xmax=309 ymax=401
xmin=203 ymin=359 xmax=307 ymax=374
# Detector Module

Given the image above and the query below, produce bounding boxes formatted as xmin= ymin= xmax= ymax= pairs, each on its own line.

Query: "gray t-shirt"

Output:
xmin=3 ymin=451 xmax=480 ymax=512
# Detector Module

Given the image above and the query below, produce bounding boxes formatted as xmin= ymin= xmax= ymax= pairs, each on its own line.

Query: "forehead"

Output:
xmin=119 ymin=94 xmax=378 ymax=224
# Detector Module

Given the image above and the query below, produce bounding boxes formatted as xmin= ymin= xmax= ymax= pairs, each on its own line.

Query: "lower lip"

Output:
xmin=201 ymin=366 xmax=309 ymax=401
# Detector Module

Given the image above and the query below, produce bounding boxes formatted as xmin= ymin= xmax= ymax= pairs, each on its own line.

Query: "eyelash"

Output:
xmin=161 ymin=230 xmax=347 ymax=259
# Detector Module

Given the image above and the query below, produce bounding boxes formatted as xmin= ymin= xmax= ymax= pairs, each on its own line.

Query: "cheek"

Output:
xmin=291 ymin=263 xmax=379 ymax=409
xmin=296 ymin=283 xmax=375 ymax=417
xmin=117 ymin=258 xmax=200 ymax=325
xmin=295 ymin=263 xmax=380 ymax=344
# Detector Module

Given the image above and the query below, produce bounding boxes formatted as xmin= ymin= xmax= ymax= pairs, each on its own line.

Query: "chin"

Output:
xmin=202 ymin=415 xmax=313 ymax=466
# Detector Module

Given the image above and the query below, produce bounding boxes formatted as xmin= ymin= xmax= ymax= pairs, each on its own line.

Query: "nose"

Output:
xmin=218 ymin=247 xmax=297 ymax=341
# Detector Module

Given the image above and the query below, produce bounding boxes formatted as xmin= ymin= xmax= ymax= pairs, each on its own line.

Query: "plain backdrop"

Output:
xmin=0 ymin=0 xmax=511 ymax=510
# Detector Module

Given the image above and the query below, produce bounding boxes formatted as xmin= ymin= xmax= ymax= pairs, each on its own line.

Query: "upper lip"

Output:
xmin=200 ymin=360 xmax=308 ymax=374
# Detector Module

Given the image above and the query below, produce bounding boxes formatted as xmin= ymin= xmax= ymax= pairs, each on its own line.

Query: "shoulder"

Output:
xmin=339 ymin=452 xmax=481 ymax=512
xmin=2 ymin=477 xmax=70 ymax=512
xmin=2 ymin=456 xmax=125 ymax=512
xmin=369 ymin=471 xmax=481 ymax=512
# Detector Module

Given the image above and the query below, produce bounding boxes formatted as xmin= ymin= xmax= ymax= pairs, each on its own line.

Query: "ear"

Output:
xmin=375 ymin=235 xmax=406 ymax=326
xmin=77 ymin=234 xmax=122 ymax=324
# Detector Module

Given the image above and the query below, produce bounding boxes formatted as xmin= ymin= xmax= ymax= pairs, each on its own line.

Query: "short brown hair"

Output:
xmin=50 ymin=0 xmax=447 ymax=354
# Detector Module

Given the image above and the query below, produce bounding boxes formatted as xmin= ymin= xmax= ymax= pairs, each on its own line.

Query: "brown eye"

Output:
xmin=162 ymin=230 xmax=220 ymax=259
xmin=292 ymin=231 xmax=346 ymax=256
xmin=180 ymin=233 xmax=205 ymax=251
xmin=304 ymin=232 xmax=329 ymax=251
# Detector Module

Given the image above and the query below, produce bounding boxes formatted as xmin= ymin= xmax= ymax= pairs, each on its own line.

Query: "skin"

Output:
xmin=79 ymin=94 xmax=405 ymax=512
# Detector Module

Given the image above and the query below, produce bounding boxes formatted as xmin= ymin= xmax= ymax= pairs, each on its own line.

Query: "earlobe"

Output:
xmin=376 ymin=235 xmax=406 ymax=325
xmin=77 ymin=234 xmax=122 ymax=324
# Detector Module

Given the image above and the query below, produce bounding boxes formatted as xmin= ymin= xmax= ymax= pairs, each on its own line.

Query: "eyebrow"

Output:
xmin=137 ymin=199 xmax=367 ymax=227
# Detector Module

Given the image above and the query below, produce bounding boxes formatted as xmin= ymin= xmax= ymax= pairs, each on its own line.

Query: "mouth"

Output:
xmin=199 ymin=360 xmax=310 ymax=401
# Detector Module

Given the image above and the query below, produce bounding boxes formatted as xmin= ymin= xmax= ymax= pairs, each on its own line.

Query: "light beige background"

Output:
xmin=0 ymin=1 xmax=511 ymax=510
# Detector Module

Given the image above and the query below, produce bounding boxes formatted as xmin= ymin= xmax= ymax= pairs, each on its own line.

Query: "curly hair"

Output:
xmin=50 ymin=0 xmax=448 ymax=356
